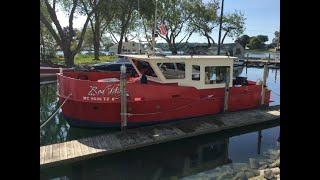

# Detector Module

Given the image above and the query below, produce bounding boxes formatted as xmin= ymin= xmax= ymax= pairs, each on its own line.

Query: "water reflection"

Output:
xmin=40 ymin=84 xmax=69 ymax=145
xmin=40 ymin=84 xmax=113 ymax=146
xmin=40 ymin=123 xmax=279 ymax=180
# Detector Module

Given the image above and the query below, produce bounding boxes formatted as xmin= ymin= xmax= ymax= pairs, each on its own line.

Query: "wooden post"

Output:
xmin=224 ymin=68 xmax=230 ymax=112
xmin=257 ymin=130 xmax=262 ymax=155
xmin=261 ymin=64 xmax=268 ymax=106
xmin=120 ymin=65 xmax=127 ymax=130
xmin=245 ymin=53 xmax=248 ymax=74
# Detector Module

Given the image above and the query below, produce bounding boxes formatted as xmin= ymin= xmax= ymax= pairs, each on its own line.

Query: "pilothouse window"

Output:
xmin=192 ymin=65 xmax=200 ymax=81
xmin=205 ymin=66 xmax=230 ymax=84
xmin=132 ymin=59 xmax=157 ymax=77
xmin=157 ymin=63 xmax=185 ymax=79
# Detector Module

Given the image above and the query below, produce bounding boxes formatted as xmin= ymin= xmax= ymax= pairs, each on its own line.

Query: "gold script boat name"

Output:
xmin=88 ymin=85 xmax=121 ymax=96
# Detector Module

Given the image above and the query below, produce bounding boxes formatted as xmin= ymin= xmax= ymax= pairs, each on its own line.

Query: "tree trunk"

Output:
xmin=118 ymin=36 xmax=123 ymax=54
xmin=93 ymin=39 xmax=100 ymax=60
xmin=93 ymin=12 xmax=100 ymax=60
xmin=204 ymin=32 xmax=212 ymax=47
xmin=206 ymin=36 xmax=212 ymax=47
xmin=221 ymin=30 xmax=229 ymax=45
xmin=63 ymin=49 xmax=75 ymax=66
xmin=168 ymin=42 xmax=177 ymax=55
xmin=40 ymin=28 xmax=46 ymax=62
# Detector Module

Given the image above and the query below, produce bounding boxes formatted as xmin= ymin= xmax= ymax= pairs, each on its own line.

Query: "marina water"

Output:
xmin=40 ymin=66 xmax=280 ymax=179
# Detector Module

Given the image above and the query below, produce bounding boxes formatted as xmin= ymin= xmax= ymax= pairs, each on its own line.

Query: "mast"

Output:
xmin=217 ymin=0 xmax=224 ymax=55
xmin=152 ymin=0 xmax=158 ymax=55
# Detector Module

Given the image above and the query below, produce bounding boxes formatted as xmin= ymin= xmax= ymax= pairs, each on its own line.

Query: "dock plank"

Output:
xmin=43 ymin=145 xmax=52 ymax=164
xmin=66 ymin=141 xmax=75 ymax=159
xmin=59 ymin=143 xmax=67 ymax=160
xmin=40 ymin=146 xmax=45 ymax=164
xmin=40 ymin=105 xmax=280 ymax=169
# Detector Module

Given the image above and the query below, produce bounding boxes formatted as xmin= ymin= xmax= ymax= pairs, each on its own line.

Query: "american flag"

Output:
xmin=160 ymin=19 xmax=166 ymax=36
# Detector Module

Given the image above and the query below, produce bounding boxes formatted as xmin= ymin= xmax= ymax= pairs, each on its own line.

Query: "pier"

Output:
xmin=40 ymin=105 xmax=280 ymax=169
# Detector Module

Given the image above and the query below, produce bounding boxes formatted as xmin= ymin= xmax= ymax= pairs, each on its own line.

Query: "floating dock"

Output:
xmin=40 ymin=105 xmax=280 ymax=169
xmin=244 ymin=59 xmax=280 ymax=64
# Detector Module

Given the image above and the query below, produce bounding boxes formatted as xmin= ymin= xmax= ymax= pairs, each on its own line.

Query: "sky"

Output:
xmin=56 ymin=0 xmax=280 ymax=44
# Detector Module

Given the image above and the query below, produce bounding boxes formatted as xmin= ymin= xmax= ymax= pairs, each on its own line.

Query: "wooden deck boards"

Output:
xmin=40 ymin=105 xmax=280 ymax=169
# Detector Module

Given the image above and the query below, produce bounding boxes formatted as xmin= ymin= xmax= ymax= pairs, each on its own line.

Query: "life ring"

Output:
xmin=78 ymin=73 xmax=88 ymax=80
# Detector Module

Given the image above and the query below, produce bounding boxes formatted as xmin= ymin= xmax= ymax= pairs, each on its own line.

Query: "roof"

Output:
xmin=120 ymin=54 xmax=237 ymax=62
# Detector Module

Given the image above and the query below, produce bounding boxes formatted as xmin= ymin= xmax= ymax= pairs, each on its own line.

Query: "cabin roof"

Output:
xmin=120 ymin=54 xmax=237 ymax=61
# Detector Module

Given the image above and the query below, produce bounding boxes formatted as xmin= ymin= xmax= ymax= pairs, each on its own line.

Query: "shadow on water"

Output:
xmin=40 ymin=121 xmax=279 ymax=180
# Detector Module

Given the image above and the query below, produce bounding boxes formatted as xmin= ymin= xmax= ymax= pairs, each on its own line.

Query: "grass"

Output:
xmin=50 ymin=54 xmax=117 ymax=65
xmin=74 ymin=54 xmax=116 ymax=65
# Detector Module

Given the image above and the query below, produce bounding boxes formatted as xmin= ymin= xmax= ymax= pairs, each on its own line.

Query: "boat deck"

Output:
xmin=40 ymin=105 xmax=280 ymax=169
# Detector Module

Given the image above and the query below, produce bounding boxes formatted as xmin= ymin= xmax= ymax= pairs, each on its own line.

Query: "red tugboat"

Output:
xmin=57 ymin=55 xmax=271 ymax=128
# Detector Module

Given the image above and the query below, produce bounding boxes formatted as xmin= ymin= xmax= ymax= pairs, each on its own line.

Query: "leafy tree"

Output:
xmin=257 ymin=35 xmax=268 ymax=42
xmin=185 ymin=0 xmax=219 ymax=47
xmin=271 ymin=31 xmax=280 ymax=48
xmin=81 ymin=0 xmax=116 ymax=60
xmin=221 ymin=10 xmax=246 ymax=44
xmin=40 ymin=0 xmax=101 ymax=66
xmin=248 ymin=36 xmax=263 ymax=49
xmin=235 ymin=34 xmax=250 ymax=48
xmin=155 ymin=0 xmax=195 ymax=54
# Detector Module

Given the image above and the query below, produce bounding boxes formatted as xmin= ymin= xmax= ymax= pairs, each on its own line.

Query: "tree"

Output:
xmin=40 ymin=0 xmax=101 ymax=66
xmin=81 ymin=0 xmax=116 ymax=60
xmin=108 ymin=0 xmax=141 ymax=54
xmin=185 ymin=0 xmax=219 ymax=47
xmin=155 ymin=0 xmax=196 ymax=54
xmin=271 ymin=31 xmax=280 ymax=49
xmin=81 ymin=28 xmax=94 ymax=51
xmin=257 ymin=35 xmax=268 ymax=42
xmin=236 ymin=34 xmax=250 ymax=48
xmin=221 ymin=11 xmax=246 ymax=44
xmin=248 ymin=36 xmax=263 ymax=49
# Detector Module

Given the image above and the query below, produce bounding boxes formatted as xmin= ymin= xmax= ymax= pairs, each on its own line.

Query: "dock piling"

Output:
xmin=224 ymin=68 xmax=230 ymax=112
xmin=120 ymin=65 xmax=127 ymax=130
xmin=261 ymin=64 xmax=268 ymax=106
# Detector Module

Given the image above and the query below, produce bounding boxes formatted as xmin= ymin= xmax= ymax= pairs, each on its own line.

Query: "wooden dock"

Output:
xmin=244 ymin=59 xmax=280 ymax=64
xmin=40 ymin=105 xmax=280 ymax=169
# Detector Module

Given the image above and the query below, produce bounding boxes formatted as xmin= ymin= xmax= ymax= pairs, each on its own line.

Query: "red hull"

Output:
xmin=58 ymin=72 xmax=270 ymax=128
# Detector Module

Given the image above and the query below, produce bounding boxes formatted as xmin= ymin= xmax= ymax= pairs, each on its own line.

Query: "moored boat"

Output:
xmin=40 ymin=63 xmax=74 ymax=79
xmin=57 ymin=55 xmax=271 ymax=128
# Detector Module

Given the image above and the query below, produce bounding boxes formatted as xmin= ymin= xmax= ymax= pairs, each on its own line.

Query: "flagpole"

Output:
xmin=152 ymin=0 xmax=158 ymax=55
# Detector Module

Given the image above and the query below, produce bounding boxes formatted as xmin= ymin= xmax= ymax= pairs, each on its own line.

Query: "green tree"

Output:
xmin=236 ymin=34 xmax=250 ymax=48
xmin=257 ymin=35 xmax=268 ymax=42
xmin=40 ymin=0 xmax=101 ymax=66
xmin=81 ymin=0 xmax=116 ymax=60
xmin=271 ymin=31 xmax=280 ymax=48
xmin=248 ymin=36 xmax=263 ymax=49
xmin=156 ymin=0 xmax=194 ymax=54
xmin=185 ymin=0 xmax=219 ymax=47
xmin=221 ymin=10 xmax=246 ymax=44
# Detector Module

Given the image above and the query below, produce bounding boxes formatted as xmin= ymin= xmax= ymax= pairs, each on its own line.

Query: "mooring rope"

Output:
xmin=123 ymin=95 xmax=216 ymax=116
xmin=40 ymin=94 xmax=72 ymax=129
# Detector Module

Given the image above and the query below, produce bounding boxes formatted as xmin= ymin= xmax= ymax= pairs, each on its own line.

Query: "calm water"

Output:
xmin=40 ymin=66 xmax=280 ymax=179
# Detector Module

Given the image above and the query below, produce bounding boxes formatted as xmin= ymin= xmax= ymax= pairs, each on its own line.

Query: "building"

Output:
xmin=109 ymin=41 xmax=145 ymax=55
xmin=184 ymin=42 xmax=245 ymax=58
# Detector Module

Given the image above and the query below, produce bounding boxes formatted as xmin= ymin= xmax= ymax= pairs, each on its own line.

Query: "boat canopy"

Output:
xmin=121 ymin=54 xmax=237 ymax=89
